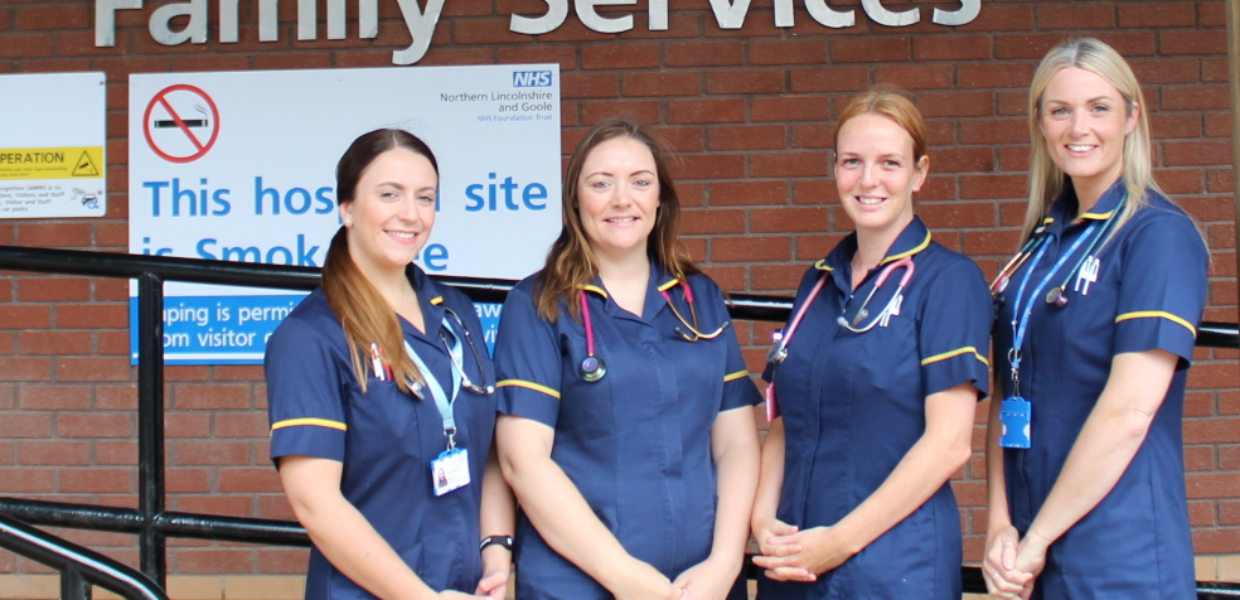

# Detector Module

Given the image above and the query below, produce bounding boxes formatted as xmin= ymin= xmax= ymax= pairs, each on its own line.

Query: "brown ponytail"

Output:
xmin=322 ymin=128 xmax=439 ymax=395
xmin=322 ymin=228 xmax=424 ymax=394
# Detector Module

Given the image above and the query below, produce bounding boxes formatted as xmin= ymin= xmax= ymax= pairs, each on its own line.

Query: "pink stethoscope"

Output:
xmin=578 ymin=280 xmax=730 ymax=383
xmin=763 ymin=256 xmax=915 ymax=420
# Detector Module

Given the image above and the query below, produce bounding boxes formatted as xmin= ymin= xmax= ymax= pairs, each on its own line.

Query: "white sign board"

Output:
xmin=0 ymin=72 xmax=107 ymax=218
xmin=128 ymin=65 xmax=561 ymax=363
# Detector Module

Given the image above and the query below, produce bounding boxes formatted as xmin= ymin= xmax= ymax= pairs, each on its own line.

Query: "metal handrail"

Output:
xmin=0 ymin=244 xmax=1235 ymax=598
xmin=0 ymin=513 xmax=168 ymax=600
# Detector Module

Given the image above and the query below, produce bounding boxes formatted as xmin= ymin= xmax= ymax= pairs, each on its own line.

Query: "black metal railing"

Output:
xmin=0 ymin=244 xmax=1236 ymax=598
xmin=0 ymin=513 xmax=167 ymax=600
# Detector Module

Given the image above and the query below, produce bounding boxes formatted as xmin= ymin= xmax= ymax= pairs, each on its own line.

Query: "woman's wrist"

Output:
xmin=986 ymin=508 xmax=1013 ymax=535
xmin=1023 ymin=525 xmax=1054 ymax=552
xmin=479 ymin=535 xmax=513 ymax=553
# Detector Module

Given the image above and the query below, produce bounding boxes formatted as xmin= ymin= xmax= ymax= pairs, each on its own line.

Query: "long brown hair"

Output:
xmin=534 ymin=118 xmax=698 ymax=322
xmin=323 ymin=129 xmax=438 ymax=394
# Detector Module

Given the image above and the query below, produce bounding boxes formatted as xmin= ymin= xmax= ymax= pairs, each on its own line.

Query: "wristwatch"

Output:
xmin=479 ymin=535 xmax=514 ymax=552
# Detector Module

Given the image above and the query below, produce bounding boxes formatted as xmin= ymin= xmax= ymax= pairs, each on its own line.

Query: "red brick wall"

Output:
xmin=0 ymin=0 xmax=1236 ymax=580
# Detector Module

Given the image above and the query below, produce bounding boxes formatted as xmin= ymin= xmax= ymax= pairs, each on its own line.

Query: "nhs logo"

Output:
xmin=513 ymin=71 xmax=553 ymax=87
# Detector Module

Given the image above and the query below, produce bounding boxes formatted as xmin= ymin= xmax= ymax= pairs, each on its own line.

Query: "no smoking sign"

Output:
xmin=143 ymin=84 xmax=220 ymax=163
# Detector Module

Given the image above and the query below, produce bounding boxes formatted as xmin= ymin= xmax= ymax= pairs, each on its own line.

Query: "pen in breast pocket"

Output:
xmin=370 ymin=343 xmax=392 ymax=381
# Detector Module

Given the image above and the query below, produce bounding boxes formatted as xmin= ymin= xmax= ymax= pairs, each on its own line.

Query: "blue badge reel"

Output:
xmin=999 ymin=397 xmax=1031 ymax=449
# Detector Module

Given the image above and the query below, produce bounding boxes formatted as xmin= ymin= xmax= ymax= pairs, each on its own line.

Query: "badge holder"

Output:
xmin=432 ymin=431 xmax=470 ymax=497
xmin=403 ymin=327 xmax=472 ymax=497
xmin=999 ymin=396 xmax=1031 ymax=449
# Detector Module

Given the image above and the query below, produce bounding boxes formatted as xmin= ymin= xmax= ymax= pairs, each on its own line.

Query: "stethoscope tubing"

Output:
xmin=577 ymin=279 xmax=728 ymax=382
xmin=837 ymin=256 xmax=916 ymax=333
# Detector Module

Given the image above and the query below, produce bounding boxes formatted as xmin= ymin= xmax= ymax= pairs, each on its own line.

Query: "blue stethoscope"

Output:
xmin=578 ymin=280 xmax=731 ymax=383
xmin=991 ymin=194 xmax=1124 ymax=311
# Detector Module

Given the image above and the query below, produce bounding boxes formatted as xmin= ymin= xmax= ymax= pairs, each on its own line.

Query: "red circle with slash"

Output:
xmin=143 ymin=84 xmax=220 ymax=164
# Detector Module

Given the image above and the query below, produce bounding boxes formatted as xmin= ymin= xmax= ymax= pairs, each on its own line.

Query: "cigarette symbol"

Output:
xmin=154 ymin=104 xmax=210 ymax=128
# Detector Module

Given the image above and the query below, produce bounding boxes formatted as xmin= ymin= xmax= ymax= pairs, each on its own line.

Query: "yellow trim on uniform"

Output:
xmin=881 ymin=230 xmax=932 ymax=265
xmin=270 ymin=418 xmax=347 ymax=432
xmin=496 ymin=379 xmax=562 ymax=399
xmin=813 ymin=259 xmax=834 ymax=271
xmin=657 ymin=278 xmax=681 ymax=292
xmin=429 ymin=296 xmax=444 ymax=305
xmin=1079 ymin=209 xmax=1116 ymax=221
xmin=1115 ymin=311 xmax=1197 ymax=337
xmin=579 ymin=284 xmax=608 ymax=298
xmin=920 ymin=346 xmax=990 ymax=368
xmin=723 ymin=370 xmax=749 ymax=383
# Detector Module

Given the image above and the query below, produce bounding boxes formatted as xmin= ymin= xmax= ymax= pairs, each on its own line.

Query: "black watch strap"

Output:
xmin=479 ymin=535 xmax=514 ymax=552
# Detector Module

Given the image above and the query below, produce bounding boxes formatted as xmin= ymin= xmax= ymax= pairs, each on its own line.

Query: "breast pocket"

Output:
xmin=357 ymin=377 xmax=424 ymax=462
xmin=1058 ymin=279 xmax=1118 ymax=390
xmin=847 ymin=315 xmax=921 ymax=408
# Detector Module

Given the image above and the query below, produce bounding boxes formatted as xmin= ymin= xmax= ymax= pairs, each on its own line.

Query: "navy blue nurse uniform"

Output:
xmin=493 ymin=261 xmax=761 ymax=600
xmin=265 ymin=264 xmax=496 ymax=600
xmin=759 ymin=216 xmax=992 ymax=600
xmin=993 ymin=183 xmax=1207 ymax=599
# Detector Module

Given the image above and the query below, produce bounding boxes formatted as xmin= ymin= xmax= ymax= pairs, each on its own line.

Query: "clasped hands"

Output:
xmin=751 ymin=517 xmax=855 ymax=583
xmin=983 ymin=525 xmax=1050 ymax=600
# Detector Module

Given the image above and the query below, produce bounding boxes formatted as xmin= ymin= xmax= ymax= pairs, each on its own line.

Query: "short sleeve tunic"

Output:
xmin=493 ymin=261 xmax=761 ymax=600
xmin=993 ymin=183 xmax=1208 ymax=599
xmin=759 ymin=217 xmax=993 ymax=600
xmin=264 ymin=265 xmax=496 ymax=600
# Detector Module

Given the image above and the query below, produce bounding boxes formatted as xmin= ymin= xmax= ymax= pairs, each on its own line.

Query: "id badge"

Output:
xmin=431 ymin=447 xmax=471 ymax=496
xmin=999 ymin=397 xmax=1032 ymax=449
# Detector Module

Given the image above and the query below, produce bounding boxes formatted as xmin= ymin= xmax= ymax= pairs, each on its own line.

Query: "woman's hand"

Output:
xmin=752 ymin=526 xmax=853 ymax=582
xmin=473 ymin=566 xmax=509 ymax=600
xmin=672 ymin=556 xmax=740 ymax=600
xmin=1010 ymin=531 xmax=1049 ymax=600
xmin=613 ymin=560 xmax=683 ymax=600
xmin=751 ymin=515 xmax=798 ymax=557
xmin=982 ymin=524 xmax=1033 ymax=599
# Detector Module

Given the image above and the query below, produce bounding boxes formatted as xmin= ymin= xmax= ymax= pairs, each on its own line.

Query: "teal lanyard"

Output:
xmin=403 ymin=318 xmax=465 ymax=449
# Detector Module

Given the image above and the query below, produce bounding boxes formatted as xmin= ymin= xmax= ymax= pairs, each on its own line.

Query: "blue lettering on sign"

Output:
xmin=513 ymin=71 xmax=553 ymax=87
xmin=196 ymin=234 xmax=322 ymax=266
xmin=254 ymin=177 xmax=335 ymax=216
xmin=464 ymin=174 xmax=548 ymax=211
xmin=144 ymin=179 xmax=231 ymax=217
xmin=416 ymin=243 xmax=450 ymax=272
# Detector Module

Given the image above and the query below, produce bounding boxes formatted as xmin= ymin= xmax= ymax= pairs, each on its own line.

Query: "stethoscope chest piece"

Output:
xmin=1045 ymin=286 xmax=1068 ymax=309
xmin=580 ymin=356 xmax=607 ymax=383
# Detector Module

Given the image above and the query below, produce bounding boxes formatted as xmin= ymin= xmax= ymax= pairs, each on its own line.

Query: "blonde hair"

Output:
xmin=534 ymin=118 xmax=698 ymax=322
xmin=1022 ymin=37 xmax=1156 ymax=244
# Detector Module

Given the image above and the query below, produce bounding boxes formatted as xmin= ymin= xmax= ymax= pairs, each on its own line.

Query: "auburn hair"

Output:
xmin=834 ymin=86 xmax=929 ymax=163
xmin=322 ymin=128 xmax=438 ymax=394
xmin=534 ymin=118 xmax=698 ymax=322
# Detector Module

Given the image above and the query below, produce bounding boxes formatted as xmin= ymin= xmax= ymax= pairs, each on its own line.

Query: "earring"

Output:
xmin=344 ymin=218 xmax=352 ymax=227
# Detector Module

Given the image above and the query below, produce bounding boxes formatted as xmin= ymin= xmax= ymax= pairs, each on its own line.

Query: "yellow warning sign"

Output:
xmin=71 ymin=151 xmax=100 ymax=176
xmin=0 ymin=147 xmax=105 ymax=181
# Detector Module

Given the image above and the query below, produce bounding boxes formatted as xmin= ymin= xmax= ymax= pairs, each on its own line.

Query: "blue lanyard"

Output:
xmin=403 ymin=318 xmax=465 ymax=449
xmin=1007 ymin=221 xmax=1099 ymax=393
